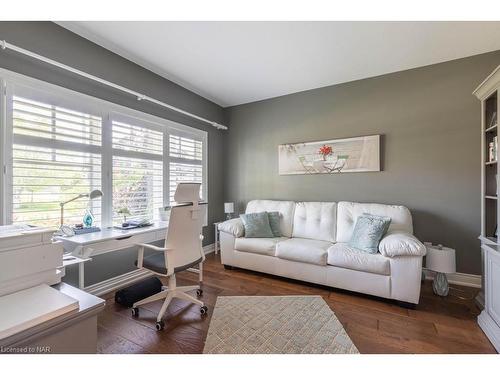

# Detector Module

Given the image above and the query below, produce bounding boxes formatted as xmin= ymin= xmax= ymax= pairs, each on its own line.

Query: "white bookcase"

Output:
xmin=474 ymin=65 xmax=500 ymax=353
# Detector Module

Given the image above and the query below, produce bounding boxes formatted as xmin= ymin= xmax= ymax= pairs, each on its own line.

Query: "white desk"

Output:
xmin=57 ymin=222 xmax=202 ymax=296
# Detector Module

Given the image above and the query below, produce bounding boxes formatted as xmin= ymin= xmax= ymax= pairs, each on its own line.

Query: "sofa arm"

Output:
xmin=218 ymin=218 xmax=245 ymax=238
xmin=379 ymin=231 xmax=426 ymax=258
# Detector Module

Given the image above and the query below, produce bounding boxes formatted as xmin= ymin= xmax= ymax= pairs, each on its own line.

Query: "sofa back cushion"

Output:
xmin=292 ymin=202 xmax=337 ymax=242
xmin=246 ymin=200 xmax=295 ymax=237
xmin=336 ymin=201 xmax=413 ymax=243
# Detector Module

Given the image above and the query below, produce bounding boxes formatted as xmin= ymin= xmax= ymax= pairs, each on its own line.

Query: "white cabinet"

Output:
xmin=487 ymin=246 xmax=500 ymax=327
xmin=475 ymin=65 xmax=500 ymax=353
xmin=0 ymin=226 xmax=62 ymax=297
xmin=478 ymin=244 xmax=500 ymax=352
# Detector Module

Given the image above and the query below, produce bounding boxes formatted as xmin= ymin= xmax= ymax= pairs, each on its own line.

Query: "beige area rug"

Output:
xmin=203 ymin=295 xmax=359 ymax=354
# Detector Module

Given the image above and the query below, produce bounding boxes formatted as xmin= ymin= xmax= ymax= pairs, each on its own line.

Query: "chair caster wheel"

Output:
xmin=196 ymin=289 xmax=203 ymax=297
xmin=131 ymin=307 xmax=139 ymax=317
xmin=200 ymin=305 xmax=208 ymax=315
xmin=155 ymin=320 xmax=165 ymax=331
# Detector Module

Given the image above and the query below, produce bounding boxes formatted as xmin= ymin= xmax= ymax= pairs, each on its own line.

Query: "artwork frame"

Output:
xmin=278 ymin=134 xmax=380 ymax=175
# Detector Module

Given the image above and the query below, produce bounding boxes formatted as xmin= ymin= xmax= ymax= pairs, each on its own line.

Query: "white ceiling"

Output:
xmin=58 ymin=21 xmax=500 ymax=107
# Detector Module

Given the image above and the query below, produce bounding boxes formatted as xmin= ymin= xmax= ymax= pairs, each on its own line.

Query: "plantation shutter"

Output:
xmin=169 ymin=133 xmax=204 ymax=204
xmin=11 ymin=96 xmax=102 ymax=227
xmin=111 ymin=120 xmax=164 ymax=223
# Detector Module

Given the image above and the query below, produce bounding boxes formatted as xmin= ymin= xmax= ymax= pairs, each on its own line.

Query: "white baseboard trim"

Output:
xmin=423 ymin=268 xmax=482 ymax=288
xmin=84 ymin=268 xmax=152 ymax=296
xmin=475 ymin=291 xmax=486 ymax=309
xmin=478 ymin=311 xmax=500 ymax=353
xmin=204 ymin=243 xmax=215 ymax=254
xmin=84 ymin=243 xmax=215 ymax=296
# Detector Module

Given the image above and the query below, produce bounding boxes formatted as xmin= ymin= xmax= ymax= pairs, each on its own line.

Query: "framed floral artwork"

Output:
xmin=278 ymin=135 xmax=380 ymax=175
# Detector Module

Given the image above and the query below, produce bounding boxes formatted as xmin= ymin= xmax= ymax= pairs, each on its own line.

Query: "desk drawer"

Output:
xmin=155 ymin=229 xmax=167 ymax=241
xmin=84 ymin=232 xmax=157 ymax=256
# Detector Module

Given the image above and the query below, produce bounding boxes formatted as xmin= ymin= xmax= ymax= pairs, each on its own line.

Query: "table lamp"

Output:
xmin=224 ymin=202 xmax=234 ymax=220
xmin=426 ymin=244 xmax=456 ymax=297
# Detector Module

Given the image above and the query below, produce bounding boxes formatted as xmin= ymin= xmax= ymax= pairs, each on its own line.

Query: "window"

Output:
xmin=0 ymin=70 xmax=208 ymax=228
xmin=11 ymin=96 xmax=102 ymax=227
xmin=169 ymin=134 xmax=204 ymax=204
xmin=112 ymin=120 xmax=163 ymax=223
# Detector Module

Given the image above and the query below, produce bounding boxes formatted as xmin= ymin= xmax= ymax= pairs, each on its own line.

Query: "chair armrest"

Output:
xmin=378 ymin=232 xmax=427 ymax=258
xmin=135 ymin=243 xmax=172 ymax=269
xmin=137 ymin=243 xmax=173 ymax=252
xmin=218 ymin=218 xmax=244 ymax=238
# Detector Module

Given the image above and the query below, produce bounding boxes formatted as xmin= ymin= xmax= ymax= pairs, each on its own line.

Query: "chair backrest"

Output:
xmin=164 ymin=183 xmax=206 ymax=271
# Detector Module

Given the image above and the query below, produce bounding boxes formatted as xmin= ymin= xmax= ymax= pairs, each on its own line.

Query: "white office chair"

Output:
xmin=132 ymin=183 xmax=207 ymax=331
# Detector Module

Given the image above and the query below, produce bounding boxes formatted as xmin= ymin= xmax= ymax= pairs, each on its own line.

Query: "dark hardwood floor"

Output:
xmin=97 ymin=253 xmax=496 ymax=354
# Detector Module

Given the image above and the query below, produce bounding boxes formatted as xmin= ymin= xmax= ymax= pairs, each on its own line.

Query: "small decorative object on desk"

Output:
xmin=117 ymin=207 xmax=131 ymax=223
xmin=114 ymin=218 xmax=152 ymax=230
xmin=82 ymin=208 xmax=94 ymax=227
xmin=425 ymin=243 xmax=456 ymax=297
xmin=73 ymin=226 xmax=101 ymax=235
xmin=224 ymin=202 xmax=234 ymax=220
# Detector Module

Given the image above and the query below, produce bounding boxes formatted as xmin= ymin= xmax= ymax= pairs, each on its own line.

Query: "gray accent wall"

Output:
xmin=225 ymin=50 xmax=500 ymax=275
xmin=1 ymin=21 xmax=499 ymax=277
xmin=0 ymin=22 xmax=226 ymax=284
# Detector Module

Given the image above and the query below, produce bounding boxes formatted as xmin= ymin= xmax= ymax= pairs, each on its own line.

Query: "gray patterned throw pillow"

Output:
xmin=267 ymin=211 xmax=281 ymax=237
xmin=240 ymin=212 xmax=274 ymax=238
xmin=348 ymin=213 xmax=392 ymax=254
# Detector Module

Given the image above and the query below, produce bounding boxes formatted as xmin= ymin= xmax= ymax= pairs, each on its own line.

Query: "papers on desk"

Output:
xmin=0 ymin=284 xmax=79 ymax=340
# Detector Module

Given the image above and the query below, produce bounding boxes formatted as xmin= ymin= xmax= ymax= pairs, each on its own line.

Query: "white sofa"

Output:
xmin=218 ymin=200 xmax=427 ymax=305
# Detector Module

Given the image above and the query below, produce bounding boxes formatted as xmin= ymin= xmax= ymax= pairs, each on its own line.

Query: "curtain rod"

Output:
xmin=0 ymin=40 xmax=228 ymax=130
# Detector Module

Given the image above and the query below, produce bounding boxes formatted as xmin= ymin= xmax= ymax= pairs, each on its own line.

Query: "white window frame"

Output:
xmin=0 ymin=68 xmax=208 ymax=227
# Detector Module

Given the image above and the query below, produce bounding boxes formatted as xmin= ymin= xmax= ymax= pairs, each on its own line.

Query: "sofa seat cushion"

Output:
xmin=275 ymin=238 xmax=332 ymax=266
xmin=327 ymin=243 xmax=390 ymax=276
xmin=234 ymin=237 xmax=286 ymax=256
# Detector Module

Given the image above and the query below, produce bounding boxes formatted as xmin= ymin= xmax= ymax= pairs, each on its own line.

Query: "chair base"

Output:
xmin=132 ymin=274 xmax=207 ymax=329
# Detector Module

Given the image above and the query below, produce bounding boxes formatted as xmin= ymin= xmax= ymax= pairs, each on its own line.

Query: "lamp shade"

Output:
xmin=89 ymin=189 xmax=103 ymax=200
xmin=426 ymin=246 xmax=456 ymax=274
xmin=224 ymin=202 xmax=234 ymax=214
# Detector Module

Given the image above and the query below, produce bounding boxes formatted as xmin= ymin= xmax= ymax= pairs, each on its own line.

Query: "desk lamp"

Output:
xmin=60 ymin=189 xmax=103 ymax=226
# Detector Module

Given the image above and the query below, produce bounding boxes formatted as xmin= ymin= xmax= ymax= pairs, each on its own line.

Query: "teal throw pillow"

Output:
xmin=267 ymin=211 xmax=281 ymax=237
xmin=348 ymin=213 xmax=392 ymax=254
xmin=240 ymin=212 xmax=274 ymax=238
